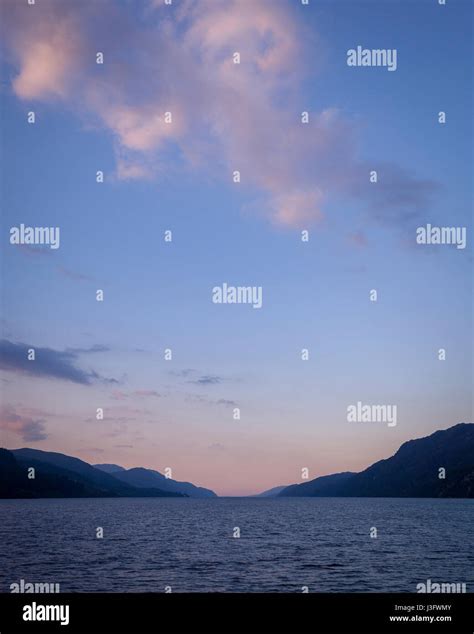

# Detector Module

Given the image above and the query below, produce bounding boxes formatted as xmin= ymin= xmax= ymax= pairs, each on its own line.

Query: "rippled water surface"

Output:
xmin=1 ymin=497 xmax=472 ymax=592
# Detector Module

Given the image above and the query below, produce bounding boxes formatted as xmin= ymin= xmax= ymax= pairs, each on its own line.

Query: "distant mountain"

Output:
xmin=98 ymin=466 xmax=217 ymax=498
xmin=253 ymin=485 xmax=291 ymax=497
xmin=279 ymin=472 xmax=355 ymax=497
xmin=2 ymin=449 xmax=184 ymax=499
xmin=279 ymin=423 xmax=474 ymax=498
xmin=93 ymin=463 xmax=126 ymax=474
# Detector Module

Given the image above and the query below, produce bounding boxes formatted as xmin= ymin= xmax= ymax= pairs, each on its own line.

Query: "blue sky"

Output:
xmin=1 ymin=0 xmax=472 ymax=495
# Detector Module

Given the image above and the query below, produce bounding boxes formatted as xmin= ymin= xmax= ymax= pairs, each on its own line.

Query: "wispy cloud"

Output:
xmin=110 ymin=389 xmax=160 ymax=400
xmin=133 ymin=390 xmax=160 ymax=398
xmin=188 ymin=374 xmax=223 ymax=386
xmin=0 ymin=339 xmax=118 ymax=385
xmin=76 ymin=447 xmax=105 ymax=455
xmin=0 ymin=405 xmax=48 ymax=442
xmin=2 ymin=0 xmax=436 ymax=228
xmin=184 ymin=393 xmax=237 ymax=409
xmin=216 ymin=399 xmax=237 ymax=408
xmin=57 ymin=266 xmax=94 ymax=282
xmin=110 ymin=390 xmax=128 ymax=402
xmin=14 ymin=247 xmax=93 ymax=280
xmin=169 ymin=369 xmax=196 ymax=378
xmin=171 ymin=369 xmax=227 ymax=386
xmin=66 ymin=344 xmax=111 ymax=354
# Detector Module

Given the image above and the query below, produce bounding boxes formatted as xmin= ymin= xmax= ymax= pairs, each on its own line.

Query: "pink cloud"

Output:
xmin=102 ymin=104 xmax=185 ymax=152
xmin=2 ymin=0 xmax=436 ymax=228
xmin=115 ymin=157 xmax=154 ymax=182
xmin=133 ymin=390 xmax=160 ymax=398
xmin=270 ymin=190 xmax=324 ymax=227
xmin=111 ymin=390 xmax=128 ymax=401
xmin=4 ymin=2 xmax=85 ymax=101
xmin=0 ymin=405 xmax=48 ymax=442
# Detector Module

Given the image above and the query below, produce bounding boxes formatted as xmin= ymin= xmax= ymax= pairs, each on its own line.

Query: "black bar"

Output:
xmin=0 ymin=593 xmax=472 ymax=634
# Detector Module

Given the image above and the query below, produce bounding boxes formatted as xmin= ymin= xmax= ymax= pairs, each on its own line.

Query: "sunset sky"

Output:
xmin=1 ymin=0 xmax=472 ymax=495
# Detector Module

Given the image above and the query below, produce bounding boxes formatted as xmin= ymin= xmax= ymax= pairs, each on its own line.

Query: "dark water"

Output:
xmin=0 ymin=497 xmax=472 ymax=593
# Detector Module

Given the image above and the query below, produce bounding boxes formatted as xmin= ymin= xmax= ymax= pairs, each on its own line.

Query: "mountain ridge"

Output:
xmin=2 ymin=423 xmax=473 ymax=499
xmin=1 ymin=449 xmax=207 ymax=498
xmin=278 ymin=423 xmax=474 ymax=498
xmin=95 ymin=464 xmax=217 ymax=498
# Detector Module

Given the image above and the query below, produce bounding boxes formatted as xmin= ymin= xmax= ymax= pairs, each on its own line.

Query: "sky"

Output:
xmin=0 ymin=0 xmax=472 ymax=496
